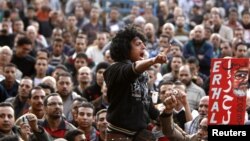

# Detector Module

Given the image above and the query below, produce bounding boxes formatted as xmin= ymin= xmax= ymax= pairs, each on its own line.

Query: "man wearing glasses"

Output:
xmin=233 ymin=65 xmax=249 ymax=97
xmin=37 ymin=93 xmax=76 ymax=140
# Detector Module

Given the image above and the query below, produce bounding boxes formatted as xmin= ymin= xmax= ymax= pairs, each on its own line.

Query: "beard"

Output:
xmin=176 ymin=24 xmax=183 ymax=28
xmin=49 ymin=110 xmax=62 ymax=119
xmin=1 ymin=29 xmax=8 ymax=35
xmin=146 ymin=33 xmax=153 ymax=40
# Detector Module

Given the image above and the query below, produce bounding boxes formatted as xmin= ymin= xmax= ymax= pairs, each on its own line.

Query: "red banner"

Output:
xmin=208 ymin=58 xmax=249 ymax=125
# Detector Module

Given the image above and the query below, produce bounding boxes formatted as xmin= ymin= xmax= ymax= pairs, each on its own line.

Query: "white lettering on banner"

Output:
xmin=211 ymin=102 xmax=219 ymax=112
xmin=212 ymin=61 xmax=221 ymax=72
xmin=209 ymin=60 xmax=233 ymax=124
xmin=224 ymin=59 xmax=232 ymax=93
xmin=210 ymin=113 xmax=217 ymax=123
xmin=222 ymin=110 xmax=231 ymax=124
xmin=211 ymin=88 xmax=222 ymax=99
xmin=212 ymin=74 xmax=221 ymax=85
xmin=222 ymin=95 xmax=233 ymax=110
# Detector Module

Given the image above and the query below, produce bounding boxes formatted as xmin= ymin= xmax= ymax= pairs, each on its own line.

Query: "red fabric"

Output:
xmin=44 ymin=127 xmax=66 ymax=138
xmin=158 ymin=137 xmax=170 ymax=141
xmin=36 ymin=10 xmax=50 ymax=21
xmin=208 ymin=58 xmax=249 ymax=125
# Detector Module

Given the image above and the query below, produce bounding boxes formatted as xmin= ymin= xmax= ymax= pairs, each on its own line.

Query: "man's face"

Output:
xmin=30 ymin=89 xmax=46 ymax=111
xmin=176 ymin=16 xmax=185 ymax=27
xmin=198 ymin=97 xmax=209 ymax=116
xmin=13 ymin=21 xmax=24 ymax=33
xmin=71 ymin=101 xmax=83 ymax=121
xmin=101 ymin=82 xmax=108 ymax=97
xmin=234 ymin=29 xmax=244 ymax=39
xmin=74 ymin=58 xmax=87 ymax=71
xmin=3 ymin=66 xmax=16 ymax=82
xmin=90 ymin=8 xmax=100 ymax=19
xmin=74 ymin=5 xmax=84 ymax=17
xmin=159 ymin=36 xmax=169 ymax=49
xmin=0 ymin=48 xmax=12 ymax=65
xmin=197 ymin=118 xmax=208 ymax=140
xmin=67 ymin=16 xmax=77 ymax=27
xmin=78 ymin=67 xmax=92 ymax=84
xmin=110 ymin=9 xmax=119 ymax=21
xmin=57 ymin=76 xmax=73 ymax=97
xmin=37 ymin=51 xmax=48 ymax=59
xmin=52 ymin=68 xmax=66 ymax=79
xmin=235 ymin=45 xmax=247 ymax=58
xmin=210 ymin=35 xmax=220 ymax=47
xmin=159 ymin=84 xmax=174 ymax=102
xmin=52 ymin=41 xmax=64 ymax=56
xmin=171 ymin=57 xmax=183 ymax=72
xmin=233 ymin=67 xmax=249 ymax=93
xmin=212 ymin=13 xmax=221 ymax=25
xmin=0 ymin=106 xmax=15 ymax=133
xmin=97 ymin=112 xmax=107 ymax=132
xmin=35 ymin=59 xmax=48 ymax=75
xmin=18 ymin=79 xmax=33 ymax=98
xmin=188 ymin=63 xmax=198 ymax=76
xmin=104 ymin=50 xmax=113 ymax=64
xmin=45 ymin=95 xmax=63 ymax=118
xmin=220 ymin=43 xmax=232 ymax=57
xmin=147 ymin=70 xmax=156 ymax=86
xmin=26 ymin=28 xmax=37 ymax=41
xmin=96 ymin=69 xmax=106 ymax=86
xmin=194 ymin=27 xmax=204 ymax=41
xmin=76 ymin=107 xmax=94 ymax=129
xmin=169 ymin=46 xmax=181 ymax=56
xmin=144 ymin=25 xmax=154 ymax=39
xmin=242 ymin=14 xmax=250 ymax=24
xmin=16 ymin=44 xmax=32 ymax=57
xmin=1 ymin=21 xmax=9 ymax=34
xmin=97 ymin=34 xmax=107 ymax=49
xmin=178 ymin=68 xmax=192 ymax=85
xmin=75 ymin=38 xmax=87 ymax=52
xmin=162 ymin=25 xmax=174 ymax=38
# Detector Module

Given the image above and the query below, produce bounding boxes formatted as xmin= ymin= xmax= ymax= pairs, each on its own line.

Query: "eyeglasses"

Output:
xmin=234 ymin=71 xmax=248 ymax=80
xmin=47 ymin=102 xmax=63 ymax=107
xmin=0 ymin=52 xmax=11 ymax=56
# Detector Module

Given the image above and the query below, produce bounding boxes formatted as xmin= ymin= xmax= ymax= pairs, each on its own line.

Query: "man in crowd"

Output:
xmin=5 ymin=77 xmax=33 ymax=119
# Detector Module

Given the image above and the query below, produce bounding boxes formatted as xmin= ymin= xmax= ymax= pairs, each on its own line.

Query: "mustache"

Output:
xmin=238 ymin=82 xmax=248 ymax=87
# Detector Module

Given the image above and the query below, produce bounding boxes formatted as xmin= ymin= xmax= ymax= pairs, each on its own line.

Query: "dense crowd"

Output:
xmin=0 ymin=0 xmax=250 ymax=141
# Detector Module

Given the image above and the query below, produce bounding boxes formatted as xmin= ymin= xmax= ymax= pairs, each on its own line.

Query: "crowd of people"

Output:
xmin=0 ymin=0 xmax=250 ymax=141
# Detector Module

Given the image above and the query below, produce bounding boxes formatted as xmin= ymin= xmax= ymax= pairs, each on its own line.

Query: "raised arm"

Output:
xmin=160 ymin=95 xmax=198 ymax=141
xmin=134 ymin=53 xmax=167 ymax=73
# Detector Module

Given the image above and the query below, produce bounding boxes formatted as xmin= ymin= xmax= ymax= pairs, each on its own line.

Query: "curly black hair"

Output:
xmin=110 ymin=24 xmax=146 ymax=62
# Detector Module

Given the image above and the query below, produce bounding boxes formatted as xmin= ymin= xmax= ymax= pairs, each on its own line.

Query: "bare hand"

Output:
xmin=178 ymin=90 xmax=188 ymax=106
xmin=154 ymin=53 xmax=167 ymax=64
xmin=26 ymin=113 xmax=39 ymax=132
xmin=163 ymin=95 xmax=177 ymax=113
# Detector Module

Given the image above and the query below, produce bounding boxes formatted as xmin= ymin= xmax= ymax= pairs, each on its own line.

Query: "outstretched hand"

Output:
xmin=153 ymin=53 xmax=167 ymax=64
